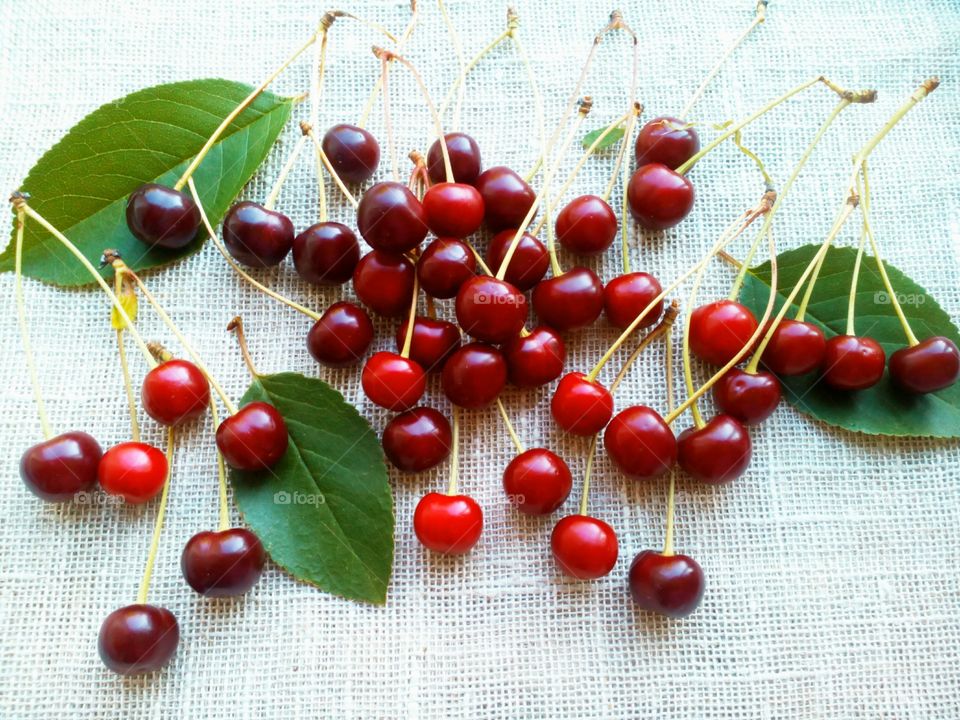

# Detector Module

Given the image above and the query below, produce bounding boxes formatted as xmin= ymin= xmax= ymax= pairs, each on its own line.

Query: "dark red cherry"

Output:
xmin=181 ymin=528 xmax=266 ymax=597
xmin=216 ymin=402 xmax=288 ymax=471
xmin=361 ymin=352 xmax=426 ymax=411
xmin=292 ymin=221 xmax=359 ymax=285
xmin=382 ymin=406 xmax=452 ymax=472
xmin=321 ymin=123 xmax=380 ymax=184
xmin=629 ymin=550 xmax=705 ymax=618
xmin=551 ymin=515 xmax=619 ymax=579
xmin=889 ymin=336 xmax=960 ymax=394
xmin=502 ymin=326 xmax=565 ymax=387
xmin=486 ymin=229 xmax=549 ymax=291
xmin=427 ymin=132 xmax=482 ymax=185
xmin=125 ymin=183 xmax=200 ymax=250
xmin=455 ymin=276 xmax=528 ymax=344
xmin=502 ymin=448 xmax=572 ymax=515
xmin=556 ymin=195 xmax=617 ymax=255
xmin=98 ymin=604 xmax=178 ymax=675
xmin=677 ymin=414 xmax=751 ymax=484
xmin=532 ymin=267 xmax=604 ymax=331
xmin=821 ymin=335 xmax=886 ymax=391
xmin=627 ymin=163 xmax=695 ymax=230
xmin=141 ymin=359 xmax=210 ymax=426
xmin=603 ymin=406 xmax=676 ymax=480
xmin=474 ymin=166 xmax=536 ymax=231
xmin=356 ymin=181 xmax=428 ymax=253
xmin=20 ymin=432 xmax=101 ymax=502
xmin=603 ymin=272 xmax=663 ymax=329
xmin=689 ymin=300 xmax=758 ymax=366
xmin=551 ymin=372 xmax=614 ymax=436
xmin=441 ymin=342 xmax=507 ymax=408
xmin=760 ymin=318 xmax=826 ymax=375
xmin=353 ymin=250 xmax=415 ymax=317
xmin=307 ymin=301 xmax=373 ymax=367
xmin=634 ymin=116 xmax=700 ymax=169
xmin=98 ymin=442 xmax=168 ymax=504
xmin=713 ymin=368 xmax=781 ymax=425
xmin=222 ymin=201 xmax=295 ymax=267
xmin=417 ymin=237 xmax=476 ymax=299
xmin=413 ymin=492 xmax=483 ymax=554
xmin=394 ymin=316 xmax=461 ymax=373
xmin=422 ymin=182 xmax=485 ymax=238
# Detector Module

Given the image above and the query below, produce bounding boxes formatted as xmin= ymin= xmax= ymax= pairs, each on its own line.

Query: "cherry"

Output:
xmin=689 ymin=300 xmax=758 ymax=366
xmin=382 ymin=406 xmax=452 ymax=472
xmin=677 ymin=414 xmax=751 ymax=484
xmin=427 ymin=132 xmax=482 ymax=185
xmin=422 ymin=182 xmax=485 ymax=238
xmin=551 ymin=515 xmax=619 ymax=579
xmin=19 ymin=432 xmax=102 ymax=502
xmin=634 ymin=116 xmax=700 ymax=170
xmin=216 ymin=401 xmax=288 ymax=471
xmin=889 ymin=336 xmax=960 ymax=394
xmin=713 ymin=368 xmax=781 ymax=425
xmin=603 ymin=272 xmax=663 ymax=329
xmin=361 ymin=352 xmax=426 ymax=411
xmin=356 ymin=181 xmax=428 ymax=253
xmin=502 ymin=326 xmax=565 ymax=387
xmin=307 ymin=301 xmax=373 ymax=367
xmin=474 ymin=166 xmax=536 ymax=231
xmin=502 ymin=448 xmax=572 ymax=515
xmin=556 ymin=195 xmax=618 ymax=255
xmin=821 ymin=335 xmax=886 ymax=391
xmin=181 ymin=528 xmax=266 ymax=597
xmin=486 ymin=229 xmax=549 ymax=291
xmin=141 ymin=359 xmax=210 ymax=427
xmin=394 ymin=317 xmax=461 ymax=373
xmin=98 ymin=604 xmax=178 ymax=675
xmin=125 ymin=183 xmax=200 ymax=250
xmin=603 ymin=406 xmax=676 ymax=480
xmin=551 ymin=372 xmax=614 ymax=436
xmin=629 ymin=550 xmax=705 ymax=618
xmin=760 ymin=318 xmax=826 ymax=375
xmin=454 ymin=276 xmax=527 ymax=344
xmin=98 ymin=442 xmax=168 ymax=504
xmin=321 ymin=123 xmax=380 ymax=184
xmin=413 ymin=492 xmax=483 ymax=554
xmin=353 ymin=250 xmax=415 ymax=317
xmin=627 ymin=163 xmax=695 ymax=230
xmin=532 ymin=267 xmax=604 ymax=331
xmin=222 ymin=201 xmax=295 ymax=267
xmin=292 ymin=221 xmax=359 ymax=286
xmin=417 ymin=237 xmax=476 ymax=299
xmin=441 ymin=342 xmax=507 ymax=408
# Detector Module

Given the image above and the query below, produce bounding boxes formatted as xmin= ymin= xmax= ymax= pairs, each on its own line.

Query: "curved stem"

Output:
xmin=601 ymin=17 xmax=640 ymax=204
xmin=446 ymin=406 xmax=460 ymax=496
xmin=609 ymin=302 xmax=679 ymax=395
xmin=379 ymin=53 xmax=399 ymax=182
xmin=264 ymin=134 xmax=309 ymax=211
xmin=437 ymin=27 xmax=510 ymax=122
xmin=851 ymin=78 xmax=939 ymax=174
xmin=510 ymin=20 xmax=547 ymax=182
xmin=662 ymin=324 xmax=676 ymax=557
xmin=681 ymin=268 xmax=707 ymax=429
xmin=496 ymin=398 xmax=525 ymax=454
xmin=137 ymin=427 xmax=175 ymax=604
xmin=793 ymin=249 xmax=825 ymax=322
xmin=358 ymin=2 xmax=419 ymax=129
xmin=228 ymin=316 xmax=261 ymax=379
xmin=620 ymin=139 xmax=633 ymax=274
xmin=437 ymin=0 xmax=467 ymax=130
xmin=208 ymin=396 xmax=231 ymax=531
xmin=400 ymin=273 xmax=419 ymax=359
xmin=579 ymin=436 xmax=597 ymax=517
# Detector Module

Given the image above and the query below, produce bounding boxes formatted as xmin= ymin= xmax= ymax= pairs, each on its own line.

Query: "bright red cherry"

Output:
xmin=603 ymin=406 xmax=676 ymax=480
xmin=141 ymin=359 xmax=210 ymax=426
xmin=98 ymin=604 xmax=178 ymax=675
xmin=353 ymin=250 xmax=415 ymax=317
xmin=422 ymin=182 xmax=485 ymax=238
xmin=413 ymin=492 xmax=483 ymax=554
xmin=689 ymin=300 xmax=758 ymax=366
xmin=417 ymin=237 xmax=476 ymax=299
xmin=455 ymin=276 xmax=528 ymax=344
xmin=98 ymin=442 xmax=168 ymax=503
xmin=551 ymin=372 xmax=614 ymax=436
xmin=502 ymin=326 xmax=565 ymax=387
xmin=634 ymin=116 xmax=700 ymax=169
xmin=486 ymin=229 xmax=549 ymax=291
xmin=382 ymin=406 xmax=452 ymax=472
xmin=441 ymin=342 xmax=507 ymax=408
xmin=760 ymin=318 xmax=826 ymax=375
xmin=321 ymin=123 xmax=380 ymax=184
xmin=603 ymin=272 xmax=663 ymax=329
xmin=502 ymin=448 xmax=572 ymax=515
xmin=551 ymin=515 xmax=619 ymax=579
xmin=292 ymin=221 xmax=359 ymax=285
xmin=307 ymin=301 xmax=373 ymax=367
xmin=20 ymin=431 xmax=102 ymax=502
xmin=427 ymin=132 xmax=482 ymax=185
xmin=629 ymin=550 xmax=705 ymax=618
xmin=361 ymin=352 xmax=426 ymax=411
xmin=532 ymin=267 xmax=604 ymax=331
xmin=125 ymin=183 xmax=200 ymax=250
xmin=356 ymin=181 xmax=428 ymax=253
xmin=627 ymin=163 xmax=695 ymax=230
xmin=821 ymin=335 xmax=886 ymax=391
xmin=394 ymin=317 xmax=461 ymax=373
xmin=713 ymin=368 xmax=781 ymax=425
xmin=556 ymin=195 xmax=617 ymax=255
xmin=181 ymin=528 xmax=266 ymax=597
xmin=216 ymin=402 xmax=288 ymax=471
xmin=677 ymin=415 xmax=751 ymax=484
xmin=474 ymin=166 xmax=536 ymax=231
xmin=889 ymin=336 xmax=960 ymax=394
xmin=222 ymin=201 xmax=295 ymax=267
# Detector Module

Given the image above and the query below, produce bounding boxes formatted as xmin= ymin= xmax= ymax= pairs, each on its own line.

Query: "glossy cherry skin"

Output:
xmin=486 ymin=229 xmax=549 ymax=291
xmin=361 ymin=352 xmax=426 ymax=412
xmin=603 ymin=406 xmax=676 ymax=480
xmin=428 ymin=132 xmax=482 ymax=185
xmin=356 ymin=181 xmax=428 ymax=253
xmin=98 ymin=442 xmax=168 ymax=504
xmin=629 ymin=550 xmax=705 ymax=618
xmin=125 ymin=183 xmax=200 ymax=250
xmin=307 ymin=302 xmax=373 ymax=367
xmin=353 ymin=250 xmax=415 ymax=317
xmin=677 ymin=415 xmax=751 ymax=484
xmin=441 ymin=342 xmax=507 ymax=408
xmin=455 ymin=276 xmax=528 ymax=344
xmin=603 ymin=272 xmax=664 ymax=329
xmin=222 ymin=201 xmax=295 ymax=267
xmin=422 ymin=182 xmax=485 ymax=238
xmin=98 ymin=604 xmax=178 ymax=675
xmin=417 ymin=237 xmax=476 ymax=299
xmin=216 ymin=402 xmax=288 ymax=471
xmin=634 ymin=116 xmax=700 ymax=169
xmin=532 ymin=267 xmax=604 ymax=332
xmin=551 ymin=372 xmax=614 ymax=436
xmin=20 ymin=432 xmax=102 ymax=502
xmin=551 ymin=515 xmax=619 ymax=579
xmin=394 ymin=317 xmax=461 ymax=373
xmin=502 ymin=448 xmax=572 ymax=515
xmin=413 ymin=492 xmax=483 ymax=555
xmin=627 ymin=163 xmax=695 ymax=230
xmin=321 ymin=123 xmax=380 ymax=184
xmin=821 ymin=335 xmax=886 ymax=391
xmin=141 ymin=359 xmax=210 ymax=426
xmin=292 ymin=222 xmax=359 ymax=286
xmin=502 ymin=326 xmax=565 ymax=387
xmin=181 ymin=528 xmax=266 ymax=597
xmin=689 ymin=300 xmax=759 ymax=366
xmin=556 ymin=195 xmax=618 ymax=255
xmin=889 ymin=336 xmax=960 ymax=394
xmin=713 ymin=368 xmax=781 ymax=425
xmin=760 ymin=319 xmax=826 ymax=375
xmin=382 ymin=406 xmax=452 ymax=472
xmin=474 ymin=166 xmax=536 ymax=231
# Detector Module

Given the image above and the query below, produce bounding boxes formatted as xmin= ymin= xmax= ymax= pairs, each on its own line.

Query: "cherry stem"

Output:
xmin=496 ymin=398 xmax=526 ymax=454
xmin=846 ymin=192 xmax=867 ymax=337
xmin=509 ymin=13 xmax=548 ymax=181
xmin=619 ymin=128 xmax=633 ymax=274
xmin=601 ymin=15 xmax=639 ymax=204
xmin=207 ymin=394 xmax=231 ymax=532
xmin=228 ymin=316 xmax=261 ymax=380
xmin=310 ymin=24 xmax=329 ymax=132
xmin=579 ymin=435 xmax=598 ymax=516
xmin=303 ymin=124 xmax=358 ymax=209
xmin=400 ymin=272 xmax=420 ymax=359
xmin=437 ymin=0 xmax=467 ymax=131
xmin=662 ymin=323 xmax=676 ymax=557
xmin=136 ymin=427 xmax=175 ymax=604
xmin=379 ymin=52 xmax=399 ymax=182
xmin=358 ymin=1 xmax=419 ymax=129
xmin=114 ymin=269 xmax=141 ymax=443
xmin=264 ymin=135 xmax=309 ymax=211
xmin=446 ymin=405 xmax=460 ymax=496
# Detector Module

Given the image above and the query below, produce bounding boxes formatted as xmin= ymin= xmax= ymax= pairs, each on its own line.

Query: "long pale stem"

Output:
xmin=358 ymin=2 xmax=419 ymax=129
xmin=496 ymin=398 xmax=525 ymax=454
xmin=437 ymin=27 xmax=511 ymax=122
xmin=437 ymin=0 xmax=467 ymax=130
xmin=137 ymin=427 xmax=175 ymax=604
xmin=400 ymin=273 xmax=419 ymax=359
xmin=306 ymin=127 xmax=358 ymax=208
xmin=446 ymin=406 xmax=460 ymax=496
xmin=208 ymin=397 xmax=231 ymax=531
xmin=662 ymin=324 xmax=676 ymax=557
xmin=114 ymin=273 xmax=141 ymax=443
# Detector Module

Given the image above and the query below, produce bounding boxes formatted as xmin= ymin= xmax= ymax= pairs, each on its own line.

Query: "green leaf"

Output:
xmin=1 ymin=79 xmax=294 ymax=287
xmin=581 ymin=125 xmax=625 ymax=150
xmin=229 ymin=373 xmax=394 ymax=604
xmin=739 ymin=244 xmax=960 ymax=438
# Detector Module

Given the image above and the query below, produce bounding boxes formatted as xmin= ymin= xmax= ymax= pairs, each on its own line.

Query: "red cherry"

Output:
xmin=141 ymin=359 xmax=210 ymax=426
xmin=889 ymin=336 xmax=960 ymax=394
xmin=629 ymin=550 xmax=705 ymax=618
xmin=417 ymin=237 xmax=476 ymax=299
xmin=427 ymin=132 xmax=482 ymax=185
xmin=689 ymin=300 xmax=758 ymax=366
xmin=181 ymin=528 xmax=266 ymax=597
xmin=222 ymin=201 xmax=295 ymax=267
xmin=551 ymin=372 xmax=614 ymax=436
xmin=422 ymin=182 xmax=485 ymax=238
xmin=413 ymin=492 xmax=483 ymax=554
xmin=502 ymin=326 xmax=565 ymax=387
xmin=555 ymin=195 xmax=617 ymax=255
xmin=474 ymin=166 xmax=536 ymax=231
xmin=677 ymin=414 xmax=751 ymax=484
xmin=627 ymin=163 xmax=695 ymax=230
xmin=307 ymin=301 xmax=374 ymax=367
xmin=486 ymin=229 xmax=549 ymax=291
xmin=98 ymin=604 xmax=178 ymax=675
xmin=19 ymin=431 xmax=102 ymax=502
xmin=382 ymin=407 xmax=452 ymax=472
xmin=713 ymin=368 xmax=781 ymax=425
xmin=454 ymin=276 xmax=528 ymax=344
xmin=353 ymin=250 xmax=415 ymax=317
xmin=634 ymin=116 xmax=700 ymax=169
xmin=321 ymin=123 xmax=380 ymax=184
xmin=603 ymin=272 xmax=663 ymax=329
xmin=603 ymin=406 xmax=676 ymax=480
xmin=760 ymin=319 xmax=826 ymax=375
xmin=356 ymin=181 xmax=428 ymax=253
xmin=441 ymin=342 xmax=507 ymax=408
xmin=292 ymin=221 xmax=359 ymax=286
xmin=216 ymin=402 xmax=288 ymax=471
xmin=532 ymin=267 xmax=604 ymax=331
xmin=98 ymin=442 xmax=168 ymax=503
xmin=125 ymin=183 xmax=200 ymax=250
xmin=394 ymin=317 xmax=461 ymax=373
xmin=821 ymin=335 xmax=886 ymax=391
xmin=361 ymin=352 xmax=426 ymax=411
xmin=551 ymin=515 xmax=619 ymax=579
xmin=502 ymin=448 xmax=572 ymax=515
